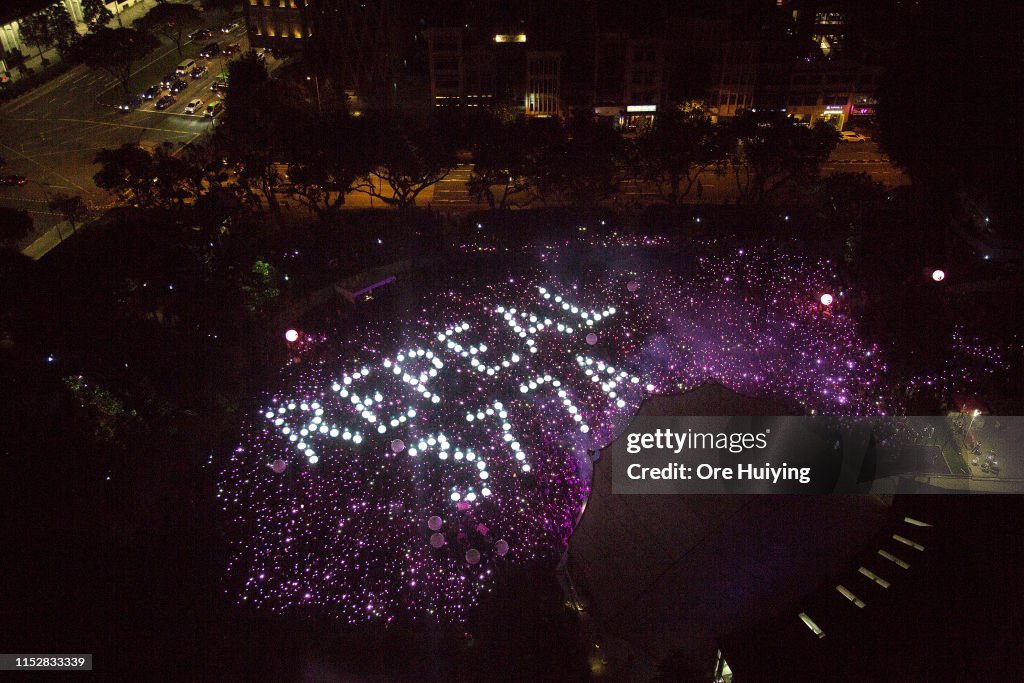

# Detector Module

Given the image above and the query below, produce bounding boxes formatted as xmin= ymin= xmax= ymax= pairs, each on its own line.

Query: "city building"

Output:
xmin=242 ymin=0 xmax=313 ymax=51
xmin=243 ymin=0 xmax=400 ymax=107
xmin=524 ymin=50 xmax=559 ymax=117
xmin=592 ymin=32 xmax=668 ymax=130
xmin=1 ymin=0 xmax=147 ymax=81
xmin=422 ymin=24 xmax=560 ymax=117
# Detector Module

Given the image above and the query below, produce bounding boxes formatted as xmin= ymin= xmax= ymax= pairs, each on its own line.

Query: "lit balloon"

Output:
xmin=586 ymin=333 xmax=598 ymax=345
xmin=931 ymin=269 xmax=945 ymax=282
xmin=391 ymin=439 xmax=405 ymax=453
xmin=427 ymin=516 xmax=443 ymax=531
xmin=820 ymin=293 xmax=834 ymax=307
xmin=270 ymin=459 xmax=286 ymax=474
xmin=284 ymin=329 xmax=299 ymax=343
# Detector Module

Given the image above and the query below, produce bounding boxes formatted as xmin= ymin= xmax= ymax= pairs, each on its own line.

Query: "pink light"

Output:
xmin=285 ymin=329 xmax=299 ymax=343
xmin=820 ymin=293 xmax=834 ymax=306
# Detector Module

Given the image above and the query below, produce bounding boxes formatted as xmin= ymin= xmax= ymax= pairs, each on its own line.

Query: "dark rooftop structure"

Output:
xmin=720 ymin=485 xmax=1024 ymax=680
xmin=566 ymin=384 xmax=893 ymax=675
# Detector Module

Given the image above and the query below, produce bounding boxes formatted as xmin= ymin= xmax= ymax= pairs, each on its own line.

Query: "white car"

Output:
xmin=184 ymin=98 xmax=204 ymax=114
xmin=839 ymin=130 xmax=867 ymax=143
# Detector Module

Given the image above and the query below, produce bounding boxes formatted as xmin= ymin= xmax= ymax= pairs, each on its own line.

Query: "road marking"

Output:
xmin=0 ymin=196 xmax=51 ymax=204
xmin=6 ymin=116 xmax=201 ymax=136
xmin=0 ymin=140 xmax=92 ymax=195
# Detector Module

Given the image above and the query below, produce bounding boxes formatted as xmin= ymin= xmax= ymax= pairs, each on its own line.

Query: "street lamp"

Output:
xmin=307 ymin=75 xmax=322 ymax=115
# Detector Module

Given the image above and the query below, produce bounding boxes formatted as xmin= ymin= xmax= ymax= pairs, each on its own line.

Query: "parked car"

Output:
xmin=119 ymin=94 xmax=144 ymax=112
xmin=199 ymin=43 xmax=221 ymax=59
xmin=205 ymin=101 xmax=224 ymax=118
xmin=189 ymin=28 xmax=213 ymax=41
xmin=839 ymin=131 xmax=868 ymax=143
xmin=0 ymin=174 xmax=27 ymax=186
xmin=223 ymin=43 xmax=240 ymax=56
xmin=170 ymin=79 xmax=189 ymax=94
xmin=155 ymin=95 xmax=176 ymax=110
xmin=142 ymin=84 xmax=162 ymax=100
xmin=220 ymin=22 xmax=239 ymax=33
xmin=184 ymin=98 xmax=204 ymax=114
xmin=189 ymin=64 xmax=208 ymax=80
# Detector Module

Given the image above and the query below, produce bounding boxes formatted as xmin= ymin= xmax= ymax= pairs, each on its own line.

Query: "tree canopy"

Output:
xmin=75 ymin=28 xmax=160 ymax=96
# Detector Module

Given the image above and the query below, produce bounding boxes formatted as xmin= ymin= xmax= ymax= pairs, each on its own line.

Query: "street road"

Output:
xmin=0 ymin=23 xmax=251 ymax=245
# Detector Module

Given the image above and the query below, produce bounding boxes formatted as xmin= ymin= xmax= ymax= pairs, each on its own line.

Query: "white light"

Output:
xmin=450 ymin=492 xmax=461 ymax=501
xmin=820 ymin=293 xmax=834 ymax=306
xmin=285 ymin=329 xmax=299 ymax=342
xmin=308 ymin=455 xmax=319 ymax=464
xmin=931 ymin=269 xmax=945 ymax=282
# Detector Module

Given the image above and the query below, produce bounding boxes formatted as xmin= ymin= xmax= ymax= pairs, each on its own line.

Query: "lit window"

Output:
xmin=892 ymin=534 xmax=924 ymax=551
xmin=903 ymin=516 xmax=932 ymax=527
xmin=836 ymin=585 xmax=866 ymax=608
xmin=858 ymin=567 xmax=891 ymax=588
xmin=798 ymin=612 xmax=825 ymax=639
xmin=878 ymin=549 xmax=910 ymax=569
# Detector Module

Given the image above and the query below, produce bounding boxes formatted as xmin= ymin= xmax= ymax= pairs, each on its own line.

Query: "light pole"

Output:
xmin=307 ymin=75 xmax=321 ymax=115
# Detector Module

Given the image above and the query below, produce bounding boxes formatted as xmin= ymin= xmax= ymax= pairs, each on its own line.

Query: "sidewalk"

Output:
xmin=22 ymin=220 xmax=77 ymax=260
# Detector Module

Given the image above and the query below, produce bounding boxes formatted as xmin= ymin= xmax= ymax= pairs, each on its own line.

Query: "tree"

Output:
xmin=726 ymin=111 xmax=837 ymax=206
xmin=18 ymin=11 xmax=55 ymax=64
xmin=215 ymin=54 xmax=287 ymax=221
xmin=94 ymin=144 xmax=159 ymax=206
xmin=75 ymin=28 xmax=160 ymax=96
xmin=199 ymin=0 xmax=240 ymax=12
xmin=284 ymin=111 xmax=374 ymax=220
xmin=876 ymin=4 xmax=1024 ymax=229
xmin=81 ymin=0 xmax=115 ymax=32
xmin=48 ymin=194 xmax=90 ymax=233
xmin=352 ymin=114 xmax=458 ymax=209
xmin=3 ymin=48 xmax=27 ymax=75
xmin=466 ymin=116 xmax=558 ymax=210
xmin=136 ymin=2 xmax=203 ymax=57
xmin=93 ymin=143 xmax=195 ymax=209
xmin=44 ymin=6 xmax=80 ymax=56
xmin=535 ymin=113 xmax=627 ymax=208
xmin=632 ymin=105 xmax=725 ymax=206
xmin=0 ymin=208 xmax=33 ymax=247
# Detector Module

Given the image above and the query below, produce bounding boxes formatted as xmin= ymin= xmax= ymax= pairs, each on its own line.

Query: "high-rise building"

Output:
xmin=243 ymin=0 xmax=400 ymax=107
xmin=243 ymin=0 xmax=313 ymax=50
